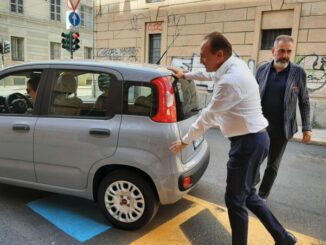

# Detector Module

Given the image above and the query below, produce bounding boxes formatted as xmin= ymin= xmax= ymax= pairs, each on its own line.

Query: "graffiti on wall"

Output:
xmin=97 ymin=47 xmax=139 ymax=62
xmin=171 ymin=53 xmax=326 ymax=94
xmin=129 ymin=14 xmax=146 ymax=31
xmin=295 ymin=54 xmax=326 ymax=93
xmin=147 ymin=22 xmax=163 ymax=32
xmin=114 ymin=13 xmax=146 ymax=38
xmin=166 ymin=14 xmax=186 ymax=49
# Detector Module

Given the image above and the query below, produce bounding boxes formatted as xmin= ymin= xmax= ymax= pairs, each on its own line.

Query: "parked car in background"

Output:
xmin=0 ymin=61 xmax=210 ymax=230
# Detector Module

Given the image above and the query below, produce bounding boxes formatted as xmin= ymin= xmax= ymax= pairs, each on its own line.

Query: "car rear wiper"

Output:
xmin=191 ymin=108 xmax=202 ymax=112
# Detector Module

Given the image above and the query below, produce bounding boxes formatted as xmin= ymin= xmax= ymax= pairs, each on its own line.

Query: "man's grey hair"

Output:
xmin=273 ymin=35 xmax=294 ymax=47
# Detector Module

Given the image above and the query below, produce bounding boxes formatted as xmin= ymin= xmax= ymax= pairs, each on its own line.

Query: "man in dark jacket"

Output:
xmin=256 ymin=35 xmax=312 ymax=200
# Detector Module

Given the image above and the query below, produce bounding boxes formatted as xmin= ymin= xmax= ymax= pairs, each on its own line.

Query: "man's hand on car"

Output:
xmin=170 ymin=140 xmax=188 ymax=154
xmin=167 ymin=67 xmax=186 ymax=79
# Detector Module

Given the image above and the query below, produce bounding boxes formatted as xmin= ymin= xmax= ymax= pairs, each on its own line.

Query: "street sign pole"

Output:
xmin=65 ymin=0 xmax=81 ymax=59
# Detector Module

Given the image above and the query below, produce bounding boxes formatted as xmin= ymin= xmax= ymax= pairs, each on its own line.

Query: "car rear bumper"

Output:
xmin=178 ymin=143 xmax=210 ymax=191
xmin=156 ymin=140 xmax=210 ymax=205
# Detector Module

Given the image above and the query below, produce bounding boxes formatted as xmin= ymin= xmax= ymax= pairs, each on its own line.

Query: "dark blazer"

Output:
xmin=256 ymin=62 xmax=311 ymax=140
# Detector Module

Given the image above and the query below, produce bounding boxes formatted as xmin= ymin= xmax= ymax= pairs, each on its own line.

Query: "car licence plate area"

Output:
xmin=193 ymin=136 xmax=203 ymax=150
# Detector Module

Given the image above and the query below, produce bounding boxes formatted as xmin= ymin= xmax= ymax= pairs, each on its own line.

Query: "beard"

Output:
xmin=273 ymin=58 xmax=289 ymax=69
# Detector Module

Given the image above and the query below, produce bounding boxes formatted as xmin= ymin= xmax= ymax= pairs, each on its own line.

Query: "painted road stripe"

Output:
xmin=132 ymin=194 xmax=323 ymax=245
xmin=27 ymin=194 xmax=111 ymax=242
xmin=131 ymin=203 xmax=205 ymax=245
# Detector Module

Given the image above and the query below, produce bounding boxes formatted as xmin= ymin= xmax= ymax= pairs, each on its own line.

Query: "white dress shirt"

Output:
xmin=182 ymin=56 xmax=268 ymax=144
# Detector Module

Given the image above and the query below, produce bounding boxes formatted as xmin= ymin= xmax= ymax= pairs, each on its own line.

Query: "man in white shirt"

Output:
xmin=170 ymin=32 xmax=296 ymax=245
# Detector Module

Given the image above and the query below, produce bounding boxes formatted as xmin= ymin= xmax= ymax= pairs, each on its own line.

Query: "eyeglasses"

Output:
xmin=26 ymin=88 xmax=31 ymax=94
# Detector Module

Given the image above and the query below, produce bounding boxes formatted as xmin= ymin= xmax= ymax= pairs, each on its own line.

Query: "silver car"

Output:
xmin=0 ymin=61 xmax=210 ymax=230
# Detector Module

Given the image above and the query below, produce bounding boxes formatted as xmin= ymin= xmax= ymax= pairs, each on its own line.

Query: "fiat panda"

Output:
xmin=0 ymin=60 xmax=210 ymax=230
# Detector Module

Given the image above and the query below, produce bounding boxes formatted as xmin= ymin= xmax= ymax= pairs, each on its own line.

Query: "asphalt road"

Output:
xmin=0 ymin=128 xmax=325 ymax=245
xmin=191 ymin=128 xmax=326 ymax=242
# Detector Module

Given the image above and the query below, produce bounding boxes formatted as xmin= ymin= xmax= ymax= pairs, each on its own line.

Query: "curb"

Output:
xmin=290 ymin=136 xmax=326 ymax=147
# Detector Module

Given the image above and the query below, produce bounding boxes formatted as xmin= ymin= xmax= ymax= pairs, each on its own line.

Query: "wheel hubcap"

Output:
xmin=104 ymin=180 xmax=145 ymax=223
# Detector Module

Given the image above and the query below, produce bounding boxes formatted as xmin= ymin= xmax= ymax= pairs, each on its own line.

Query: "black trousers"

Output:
xmin=258 ymin=132 xmax=288 ymax=199
xmin=226 ymin=131 xmax=287 ymax=245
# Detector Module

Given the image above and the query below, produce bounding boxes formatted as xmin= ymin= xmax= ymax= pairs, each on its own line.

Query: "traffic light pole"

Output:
xmin=1 ymin=40 xmax=4 ymax=70
xmin=70 ymin=41 xmax=73 ymax=59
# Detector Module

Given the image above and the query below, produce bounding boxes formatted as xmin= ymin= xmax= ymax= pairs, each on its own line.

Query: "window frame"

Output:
xmin=80 ymin=4 xmax=93 ymax=30
xmin=50 ymin=42 xmax=61 ymax=60
xmin=261 ymin=28 xmax=292 ymax=50
xmin=146 ymin=0 xmax=165 ymax=3
xmin=148 ymin=34 xmax=161 ymax=64
xmin=84 ymin=47 xmax=93 ymax=59
xmin=50 ymin=0 xmax=61 ymax=21
xmin=11 ymin=36 xmax=24 ymax=61
xmin=10 ymin=0 xmax=23 ymax=14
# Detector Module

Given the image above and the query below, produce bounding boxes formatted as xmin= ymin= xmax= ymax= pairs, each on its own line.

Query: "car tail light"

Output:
xmin=183 ymin=176 xmax=192 ymax=189
xmin=151 ymin=77 xmax=177 ymax=123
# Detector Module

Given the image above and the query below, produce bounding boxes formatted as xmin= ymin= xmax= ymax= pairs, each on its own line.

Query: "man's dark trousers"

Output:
xmin=225 ymin=131 xmax=287 ymax=245
xmin=259 ymin=131 xmax=288 ymax=199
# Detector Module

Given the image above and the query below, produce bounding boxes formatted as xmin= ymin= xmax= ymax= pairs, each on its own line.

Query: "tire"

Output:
xmin=97 ymin=169 xmax=159 ymax=230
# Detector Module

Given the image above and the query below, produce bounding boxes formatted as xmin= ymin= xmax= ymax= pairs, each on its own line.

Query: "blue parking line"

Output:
xmin=27 ymin=194 xmax=111 ymax=242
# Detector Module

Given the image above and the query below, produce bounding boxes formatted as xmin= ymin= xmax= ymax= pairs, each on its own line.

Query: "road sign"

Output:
xmin=68 ymin=11 xmax=80 ymax=27
xmin=67 ymin=0 xmax=81 ymax=11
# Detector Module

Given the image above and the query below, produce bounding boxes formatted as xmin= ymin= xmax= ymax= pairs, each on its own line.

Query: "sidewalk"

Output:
xmin=292 ymin=126 xmax=326 ymax=146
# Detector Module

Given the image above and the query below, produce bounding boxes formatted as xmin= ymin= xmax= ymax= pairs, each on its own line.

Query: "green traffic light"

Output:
xmin=61 ymin=32 xmax=73 ymax=51
xmin=61 ymin=32 xmax=80 ymax=52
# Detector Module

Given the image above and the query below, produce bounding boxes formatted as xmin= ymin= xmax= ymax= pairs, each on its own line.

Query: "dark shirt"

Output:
xmin=262 ymin=63 xmax=290 ymax=137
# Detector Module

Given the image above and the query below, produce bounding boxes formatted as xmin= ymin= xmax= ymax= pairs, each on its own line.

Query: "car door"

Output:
xmin=33 ymin=66 xmax=123 ymax=190
xmin=0 ymin=67 xmax=49 ymax=182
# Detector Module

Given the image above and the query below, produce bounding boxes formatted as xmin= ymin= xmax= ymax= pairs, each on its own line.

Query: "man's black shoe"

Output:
xmin=276 ymin=232 xmax=297 ymax=245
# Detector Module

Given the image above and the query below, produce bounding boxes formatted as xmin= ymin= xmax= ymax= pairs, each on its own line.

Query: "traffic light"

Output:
xmin=61 ymin=32 xmax=72 ymax=51
xmin=0 ymin=42 xmax=2 ymax=54
xmin=71 ymin=32 xmax=80 ymax=52
xmin=3 ymin=41 xmax=11 ymax=54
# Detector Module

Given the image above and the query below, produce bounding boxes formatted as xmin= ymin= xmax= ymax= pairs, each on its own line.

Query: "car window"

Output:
xmin=172 ymin=77 xmax=200 ymax=121
xmin=48 ymin=70 xmax=119 ymax=118
xmin=0 ymin=70 xmax=43 ymax=115
xmin=123 ymin=82 xmax=157 ymax=116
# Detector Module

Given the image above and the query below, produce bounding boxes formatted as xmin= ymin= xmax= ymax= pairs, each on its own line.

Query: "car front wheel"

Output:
xmin=97 ymin=169 xmax=159 ymax=230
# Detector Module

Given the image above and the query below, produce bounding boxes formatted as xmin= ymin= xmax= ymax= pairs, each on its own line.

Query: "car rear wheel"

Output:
xmin=97 ymin=169 xmax=159 ymax=230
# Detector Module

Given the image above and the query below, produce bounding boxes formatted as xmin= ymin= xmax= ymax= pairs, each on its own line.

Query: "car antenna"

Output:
xmin=156 ymin=33 xmax=180 ymax=65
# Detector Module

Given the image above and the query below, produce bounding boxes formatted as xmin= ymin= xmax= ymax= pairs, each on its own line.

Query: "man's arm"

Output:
xmin=298 ymin=68 xmax=312 ymax=143
xmin=168 ymin=67 xmax=213 ymax=81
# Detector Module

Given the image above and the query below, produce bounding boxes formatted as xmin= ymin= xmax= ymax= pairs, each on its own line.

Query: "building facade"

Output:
xmin=94 ymin=0 xmax=326 ymax=127
xmin=0 ymin=0 xmax=94 ymax=68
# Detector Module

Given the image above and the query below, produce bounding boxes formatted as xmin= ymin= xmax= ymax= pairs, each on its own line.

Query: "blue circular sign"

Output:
xmin=68 ymin=12 xmax=81 ymax=27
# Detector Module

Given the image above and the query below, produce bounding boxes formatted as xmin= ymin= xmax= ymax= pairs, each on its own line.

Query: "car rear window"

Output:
xmin=172 ymin=77 xmax=200 ymax=121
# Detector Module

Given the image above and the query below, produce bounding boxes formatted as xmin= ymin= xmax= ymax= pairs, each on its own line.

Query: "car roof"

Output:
xmin=0 ymin=60 xmax=173 ymax=82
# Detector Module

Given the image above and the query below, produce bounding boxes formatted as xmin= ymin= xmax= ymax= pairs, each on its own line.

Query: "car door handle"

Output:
xmin=13 ymin=124 xmax=30 ymax=131
xmin=89 ymin=128 xmax=111 ymax=136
